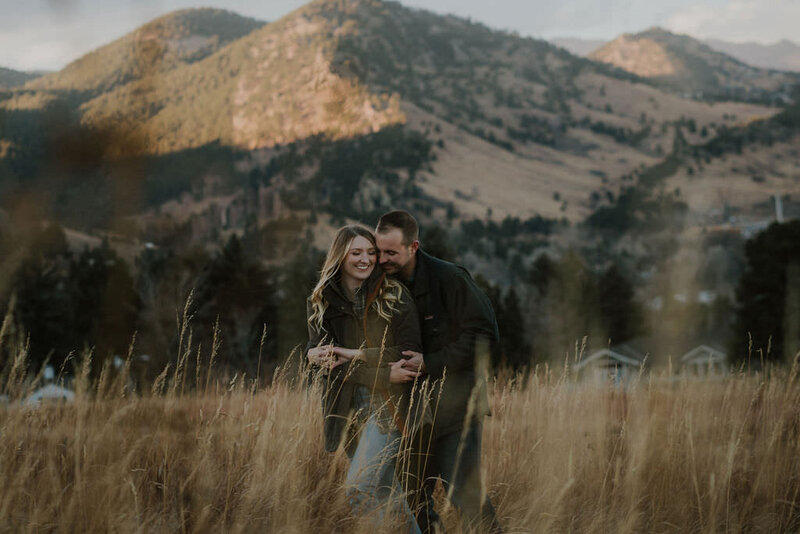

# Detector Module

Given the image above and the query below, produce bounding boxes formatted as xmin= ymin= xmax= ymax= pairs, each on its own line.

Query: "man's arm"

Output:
xmin=334 ymin=359 xmax=418 ymax=390
xmin=408 ymin=267 xmax=498 ymax=378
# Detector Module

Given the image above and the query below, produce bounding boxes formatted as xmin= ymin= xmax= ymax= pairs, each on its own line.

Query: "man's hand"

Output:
xmin=390 ymin=359 xmax=421 ymax=383
xmin=401 ymin=351 xmax=425 ymax=373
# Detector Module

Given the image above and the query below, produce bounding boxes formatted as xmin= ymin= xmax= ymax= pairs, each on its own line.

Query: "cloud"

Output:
xmin=0 ymin=0 xmax=296 ymax=71
xmin=0 ymin=20 xmax=103 ymax=71
xmin=665 ymin=0 xmax=800 ymax=43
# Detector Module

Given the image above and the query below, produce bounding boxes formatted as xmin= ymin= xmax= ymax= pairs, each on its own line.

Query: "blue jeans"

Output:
xmin=345 ymin=415 xmax=422 ymax=534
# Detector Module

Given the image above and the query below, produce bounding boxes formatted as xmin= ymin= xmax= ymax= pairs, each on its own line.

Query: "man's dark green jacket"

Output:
xmin=406 ymin=249 xmax=499 ymax=436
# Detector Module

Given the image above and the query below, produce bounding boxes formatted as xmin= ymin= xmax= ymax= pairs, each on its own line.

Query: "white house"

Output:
xmin=24 ymin=384 xmax=76 ymax=405
xmin=681 ymin=344 xmax=728 ymax=378
xmin=573 ymin=345 xmax=646 ymax=385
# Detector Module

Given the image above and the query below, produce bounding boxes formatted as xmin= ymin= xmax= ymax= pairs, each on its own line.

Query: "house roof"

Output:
xmin=681 ymin=344 xmax=728 ymax=363
xmin=574 ymin=347 xmax=644 ymax=371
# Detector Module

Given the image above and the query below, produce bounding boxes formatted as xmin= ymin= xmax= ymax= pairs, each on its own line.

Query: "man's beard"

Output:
xmin=380 ymin=262 xmax=402 ymax=273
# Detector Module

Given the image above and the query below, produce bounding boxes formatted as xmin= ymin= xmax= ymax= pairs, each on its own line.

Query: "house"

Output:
xmin=681 ymin=344 xmax=729 ymax=378
xmin=24 ymin=384 xmax=75 ymax=405
xmin=22 ymin=365 xmax=76 ymax=405
xmin=573 ymin=343 xmax=647 ymax=385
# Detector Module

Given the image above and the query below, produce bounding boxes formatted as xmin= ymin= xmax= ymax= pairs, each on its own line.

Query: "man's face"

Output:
xmin=376 ymin=228 xmax=417 ymax=277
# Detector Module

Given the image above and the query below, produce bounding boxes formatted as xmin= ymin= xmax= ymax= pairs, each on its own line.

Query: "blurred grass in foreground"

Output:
xmin=1 ymin=315 xmax=800 ymax=532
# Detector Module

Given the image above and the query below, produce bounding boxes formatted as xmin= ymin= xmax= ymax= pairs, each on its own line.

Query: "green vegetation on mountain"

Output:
xmin=697 ymin=92 xmax=800 ymax=157
xmin=0 ymin=67 xmax=43 ymax=89
xmin=733 ymin=220 xmax=800 ymax=363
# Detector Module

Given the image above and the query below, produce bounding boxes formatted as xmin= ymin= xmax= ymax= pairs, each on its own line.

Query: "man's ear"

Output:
xmin=410 ymin=240 xmax=420 ymax=254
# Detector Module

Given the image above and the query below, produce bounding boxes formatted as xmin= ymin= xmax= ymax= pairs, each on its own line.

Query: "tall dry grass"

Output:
xmin=2 ymin=329 xmax=800 ymax=532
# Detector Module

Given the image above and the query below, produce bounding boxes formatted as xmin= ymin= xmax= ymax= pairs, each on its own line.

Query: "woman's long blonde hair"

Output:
xmin=308 ymin=224 xmax=405 ymax=332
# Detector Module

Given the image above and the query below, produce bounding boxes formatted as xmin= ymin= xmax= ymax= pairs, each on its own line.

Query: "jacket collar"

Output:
xmin=322 ymin=267 xmax=384 ymax=315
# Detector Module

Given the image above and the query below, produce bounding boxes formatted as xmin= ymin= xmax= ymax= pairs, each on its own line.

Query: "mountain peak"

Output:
xmin=25 ymin=8 xmax=265 ymax=97
xmin=591 ymin=34 xmax=677 ymax=77
xmin=590 ymin=26 xmax=797 ymax=95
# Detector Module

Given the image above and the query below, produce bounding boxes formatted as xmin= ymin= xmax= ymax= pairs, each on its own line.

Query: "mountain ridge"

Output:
xmin=589 ymin=27 xmax=797 ymax=100
xmin=705 ymin=38 xmax=800 ymax=73
xmin=551 ymin=34 xmax=800 ymax=74
xmin=0 ymin=67 xmax=44 ymax=89
xmin=0 ymin=1 xmax=793 ymax=227
xmin=23 ymin=8 xmax=266 ymax=101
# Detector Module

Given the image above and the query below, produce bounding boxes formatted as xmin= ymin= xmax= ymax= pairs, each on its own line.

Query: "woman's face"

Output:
xmin=340 ymin=235 xmax=376 ymax=287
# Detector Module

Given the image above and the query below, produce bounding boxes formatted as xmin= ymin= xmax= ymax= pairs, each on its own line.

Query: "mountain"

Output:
xmin=550 ymin=37 xmax=605 ymax=57
xmin=551 ymin=35 xmax=800 ymax=74
xmin=0 ymin=67 xmax=44 ymax=89
xmin=589 ymin=27 xmax=797 ymax=101
xmin=0 ymin=1 xmax=793 ymax=228
xmin=705 ymin=38 xmax=800 ymax=73
xmin=2 ymin=0 xmax=798 ymax=375
xmin=23 ymin=8 xmax=265 ymax=101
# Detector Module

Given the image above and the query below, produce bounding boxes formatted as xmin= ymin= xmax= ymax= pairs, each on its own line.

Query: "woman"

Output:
xmin=306 ymin=224 xmax=427 ymax=532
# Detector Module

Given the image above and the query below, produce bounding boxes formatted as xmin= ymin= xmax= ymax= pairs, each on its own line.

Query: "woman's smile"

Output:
xmin=341 ymin=235 xmax=377 ymax=291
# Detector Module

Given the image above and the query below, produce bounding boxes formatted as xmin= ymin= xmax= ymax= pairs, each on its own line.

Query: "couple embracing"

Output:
xmin=306 ymin=210 xmax=503 ymax=533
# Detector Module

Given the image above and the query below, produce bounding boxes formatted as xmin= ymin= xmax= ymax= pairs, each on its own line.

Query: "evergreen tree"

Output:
xmin=421 ymin=226 xmax=455 ymax=262
xmin=134 ymin=245 xmax=211 ymax=379
xmin=597 ymin=264 xmax=641 ymax=344
xmin=473 ymin=274 xmax=503 ymax=368
xmin=498 ymin=287 xmax=530 ymax=370
xmin=733 ymin=220 xmax=800 ymax=363
xmin=275 ymin=245 xmax=324 ymax=365
xmin=69 ymin=242 xmax=140 ymax=365
xmin=7 ymin=224 xmax=74 ymax=371
xmin=194 ymin=235 xmax=278 ymax=373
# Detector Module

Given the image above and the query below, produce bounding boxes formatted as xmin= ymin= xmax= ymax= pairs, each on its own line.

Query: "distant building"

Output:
xmin=24 ymin=384 xmax=75 ymax=405
xmin=681 ymin=344 xmax=729 ymax=378
xmin=573 ymin=343 xmax=647 ymax=385
xmin=574 ymin=337 xmax=730 ymax=382
xmin=22 ymin=365 xmax=76 ymax=405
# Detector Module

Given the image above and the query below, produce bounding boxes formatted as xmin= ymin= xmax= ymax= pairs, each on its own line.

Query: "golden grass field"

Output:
xmin=2 ymin=339 xmax=800 ymax=534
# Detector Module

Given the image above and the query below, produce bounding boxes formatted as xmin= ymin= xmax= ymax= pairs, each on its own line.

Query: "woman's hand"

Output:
xmin=332 ymin=347 xmax=363 ymax=362
xmin=307 ymin=344 xmax=335 ymax=367
xmin=389 ymin=359 xmax=421 ymax=384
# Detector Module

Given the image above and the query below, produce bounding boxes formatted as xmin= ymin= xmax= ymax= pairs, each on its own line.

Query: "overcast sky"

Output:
xmin=2 ymin=0 xmax=798 ymax=72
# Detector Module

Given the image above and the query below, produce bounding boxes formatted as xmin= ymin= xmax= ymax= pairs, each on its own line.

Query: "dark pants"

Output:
xmin=400 ymin=420 xmax=502 ymax=533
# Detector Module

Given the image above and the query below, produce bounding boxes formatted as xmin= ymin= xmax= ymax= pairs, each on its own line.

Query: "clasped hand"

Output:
xmin=306 ymin=345 xmax=423 ymax=383
xmin=306 ymin=344 xmax=344 ymax=369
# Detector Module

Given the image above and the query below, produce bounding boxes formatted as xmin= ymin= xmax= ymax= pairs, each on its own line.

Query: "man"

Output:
xmin=375 ymin=210 xmax=502 ymax=533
